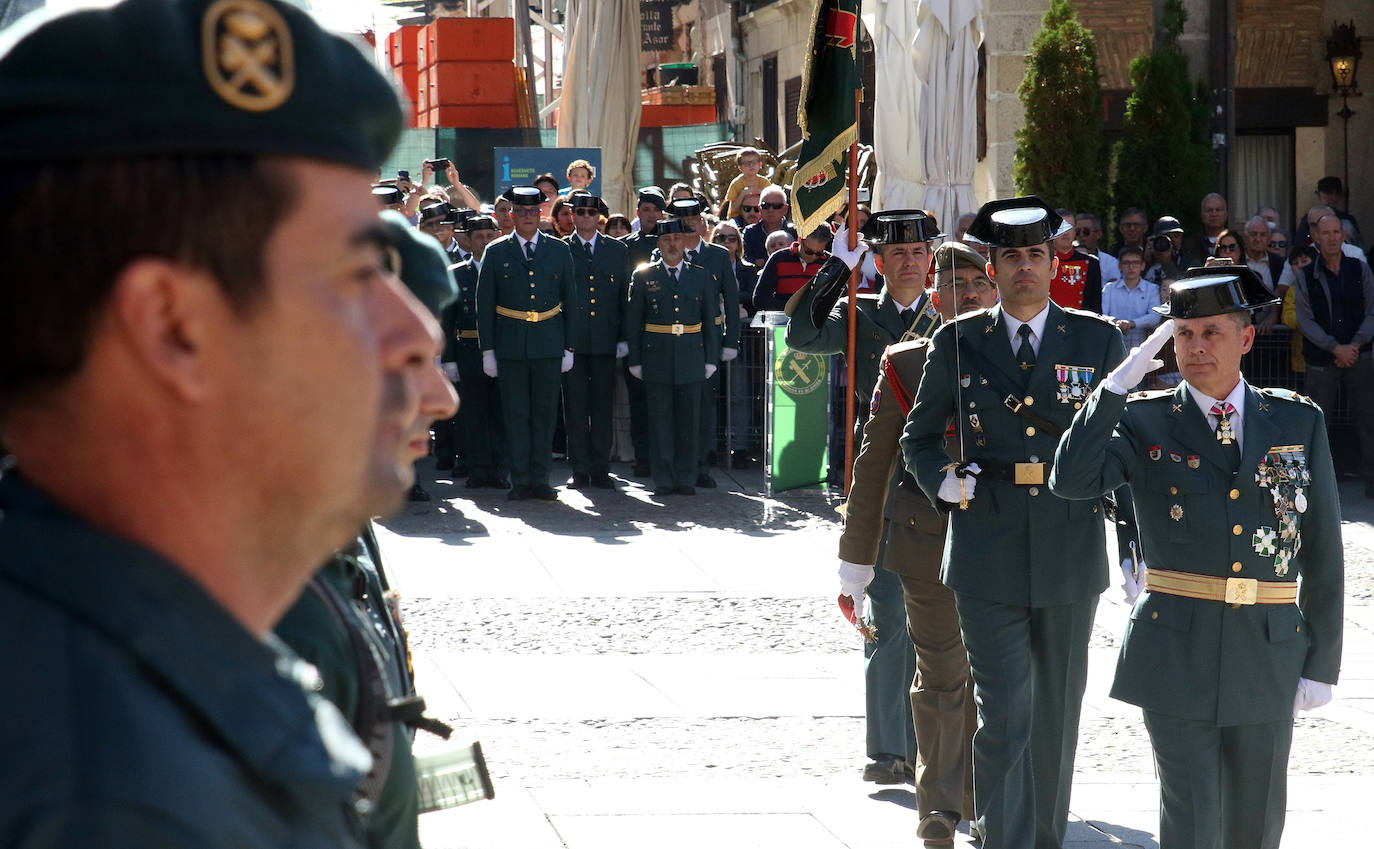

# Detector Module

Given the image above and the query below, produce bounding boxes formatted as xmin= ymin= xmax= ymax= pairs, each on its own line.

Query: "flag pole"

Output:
xmin=842 ymin=94 xmax=860 ymax=497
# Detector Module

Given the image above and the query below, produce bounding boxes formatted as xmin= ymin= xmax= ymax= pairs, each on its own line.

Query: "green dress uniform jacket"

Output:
xmin=1050 ymin=382 xmax=1343 ymax=722
xmin=565 ymin=233 xmax=629 ymax=355
xmin=687 ymin=240 xmax=741 ymax=350
xmin=901 ymin=303 xmax=1127 ymax=607
xmin=442 ymin=259 xmax=504 ymax=478
xmin=626 ymin=260 xmax=722 ymax=383
xmin=785 ymin=286 xmax=915 ymax=408
xmin=476 ymin=232 xmax=580 ymax=359
xmin=0 ymin=473 xmax=367 ymax=847
xmin=621 ymin=228 xmax=658 ymax=270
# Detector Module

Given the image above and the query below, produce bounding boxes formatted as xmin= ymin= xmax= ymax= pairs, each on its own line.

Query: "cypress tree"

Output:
xmin=1012 ymin=0 xmax=1107 ymax=216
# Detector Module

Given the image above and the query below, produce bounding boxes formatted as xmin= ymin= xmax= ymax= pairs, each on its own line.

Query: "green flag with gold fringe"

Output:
xmin=791 ymin=0 xmax=861 ymax=241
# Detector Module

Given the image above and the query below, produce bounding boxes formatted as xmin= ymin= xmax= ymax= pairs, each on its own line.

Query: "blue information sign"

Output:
xmin=493 ymin=147 xmax=602 ymax=196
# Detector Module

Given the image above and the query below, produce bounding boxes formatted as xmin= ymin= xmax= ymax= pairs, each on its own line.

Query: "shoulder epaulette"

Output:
xmin=1125 ymin=389 xmax=1174 ymax=402
xmin=1259 ymin=387 xmax=1320 ymax=408
xmin=952 ymin=306 xmax=993 ymax=323
xmin=1062 ymin=306 xmax=1117 ymax=325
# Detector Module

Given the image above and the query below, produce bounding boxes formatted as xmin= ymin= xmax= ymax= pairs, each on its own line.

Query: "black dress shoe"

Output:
xmin=695 ymin=474 xmax=717 ymax=489
xmin=408 ymin=483 xmax=431 ymax=502
xmin=633 ymin=463 xmax=652 ymax=477
xmin=488 ymin=475 xmax=510 ymax=489
xmin=507 ymin=485 xmax=529 ymax=501
xmin=590 ymin=472 xmax=615 ymax=489
xmin=465 ymin=475 xmax=487 ymax=489
xmin=531 ymin=484 xmax=558 ymax=501
xmin=731 ymin=450 xmax=753 ymax=470
xmin=435 ymin=456 xmax=455 ymax=471
xmin=673 ymin=485 xmax=696 ymax=495
xmin=652 ymin=486 xmax=674 ymax=496
xmin=567 ymin=472 xmax=590 ymax=488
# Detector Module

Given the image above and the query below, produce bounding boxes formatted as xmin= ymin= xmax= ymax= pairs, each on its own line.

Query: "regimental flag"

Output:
xmin=791 ymin=0 xmax=861 ymax=241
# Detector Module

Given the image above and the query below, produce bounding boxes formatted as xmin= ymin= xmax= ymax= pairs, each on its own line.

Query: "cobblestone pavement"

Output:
xmin=384 ymin=462 xmax=1374 ymax=848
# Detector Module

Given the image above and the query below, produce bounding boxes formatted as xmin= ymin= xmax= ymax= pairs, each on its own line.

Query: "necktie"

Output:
xmin=1211 ymin=401 xmax=1241 ymax=470
xmin=668 ymin=266 xmax=678 ymax=283
xmin=524 ymin=239 xmax=536 ymax=261
xmin=583 ymin=239 xmax=594 ymax=261
xmin=1016 ymin=324 xmax=1036 ymax=371
xmin=900 ymin=308 xmax=916 ymax=329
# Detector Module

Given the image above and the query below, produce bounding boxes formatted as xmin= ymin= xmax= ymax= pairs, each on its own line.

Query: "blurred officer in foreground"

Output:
xmin=277 ymin=212 xmax=459 ymax=849
xmin=901 ymin=197 xmax=1125 ymax=849
xmin=838 ymin=241 xmax=996 ymax=844
xmin=625 ymin=217 xmax=721 ymax=495
xmin=443 ymin=215 xmax=509 ymax=488
xmin=563 ymin=192 xmax=629 ymax=489
xmin=477 ymin=185 xmax=579 ymax=501
xmin=0 ymin=0 xmax=437 ymax=844
xmin=1052 ymin=267 xmax=1342 ymax=849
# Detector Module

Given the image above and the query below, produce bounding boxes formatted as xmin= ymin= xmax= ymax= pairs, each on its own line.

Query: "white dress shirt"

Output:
xmin=1004 ymin=302 xmax=1050 ymax=357
xmin=1187 ymin=380 xmax=1247 ymax=453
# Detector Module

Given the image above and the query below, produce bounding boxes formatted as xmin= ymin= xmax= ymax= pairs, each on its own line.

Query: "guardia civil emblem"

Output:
xmin=1054 ymin=364 xmax=1094 ymax=404
xmin=774 ymin=349 xmax=826 ymax=397
xmin=203 ymin=0 xmax=295 ymax=112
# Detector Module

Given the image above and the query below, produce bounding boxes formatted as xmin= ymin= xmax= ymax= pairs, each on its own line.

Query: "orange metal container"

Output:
xmin=389 ymin=26 xmax=419 ymax=66
xmin=640 ymin=103 xmax=716 ymax=128
xmin=428 ymin=61 xmax=517 ymax=107
xmin=429 ymin=105 xmax=521 ymax=128
xmin=428 ymin=17 xmax=515 ymax=63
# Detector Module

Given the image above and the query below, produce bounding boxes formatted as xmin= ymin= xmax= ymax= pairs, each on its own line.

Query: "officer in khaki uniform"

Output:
xmin=666 ymin=197 xmax=741 ymax=488
xmin=625 ymin=217 xmax=721 ymax=494
xmin=443 ymin=215 xmax=507 ymax=488
xmin=838 ymin=241 xmax=998 ymax=845
xmin=1051 ymin=266 xmax=1343 ymax=849
xmin=477 ymin=185 xmax=580 ymax=501
xmin=901 ymin=198 xmax=1126 ymax=849
xmin=790 ymin=210 xmax=944 ymax=784
xmin=563 ymin=193 xmax=630 ymax=488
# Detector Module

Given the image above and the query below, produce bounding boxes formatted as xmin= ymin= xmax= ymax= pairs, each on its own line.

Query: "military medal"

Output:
xmin=1255 ymin=445 xmax=1310 ymax=577
xmin=1252 ymin=527 xmax=1277 ymax=556
xmin=1054 ymin=364 xmax=1094 ymax=404
xmin=1170 ymin=504 xmax=1183 ymax=521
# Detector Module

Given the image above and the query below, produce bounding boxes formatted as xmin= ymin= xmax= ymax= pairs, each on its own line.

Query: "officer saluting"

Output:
xmin=625 ymin=217 xmax=721 ymax=495
xmin=477 ymin=185 xmax=579 ymax=501
xmin=444 ymin=215 xmax=508 ymax=489
xmin=901 ymin=197 xmax=1126 ymax=849
xmin=563 ymin=192 xmax=630 ymax=489
xmin=1051 ymin=266 xmax=1343 ymax=849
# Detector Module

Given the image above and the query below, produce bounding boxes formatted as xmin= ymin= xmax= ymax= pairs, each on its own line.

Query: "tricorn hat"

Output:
xmin=1153 ymin=265 xmax=1279 ymax=318
xmin=419 ymin=201 xmax=455 ymax=223
xmin=862 ymin=209 xmax=943 ymax=245
xmin=462 ymin=214 xmax=499 ymax=232
xmin=964 ymin=196 xmax=1070 ymax=248
xmin=667 ymin=197 xmax=705 ymax=217
xmin=569 ymin=192 xmax=609 ymax=216
xmin=501 ymin=185 xmax=544 ymax=206
xmin=448 ymin=206 xmax=475 ymax=226
xmin=654 ymin=216 xmax=690 ymax=235
xmin=372 ymin=184 xmax=404 ymax=206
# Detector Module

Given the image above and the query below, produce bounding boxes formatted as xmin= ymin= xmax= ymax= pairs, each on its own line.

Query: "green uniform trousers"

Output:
xmin=955 ymin=592 xmax=1097 ymax=849
xmin=1142 ymin=711 xmax=1292 ymax=849
xmin=562 ymin=353 xmax=616 ymax=476
xmin=863 ymin=562 xmax=917 ymax=764
xmin=456 ymin=342 xmax=505 ymax=478
xmin=432 ymin=405 xmax=462 ymax=466
xmin=645 ymin=380 xmax=699 ymax=489
xmin=499 ymin=357 xmax=561 ymax=488
xmin=697 ymin=370 xmax=721 ymax=474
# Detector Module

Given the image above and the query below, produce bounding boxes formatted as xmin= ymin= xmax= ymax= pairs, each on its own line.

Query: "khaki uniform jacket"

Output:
xmin=1051 ymin=382 xmax=1344 ymax=725
xmin=900 ymin=302 xmax=1127 ymax=607
xmin=839 ymin=338 xmax=947 ymax=579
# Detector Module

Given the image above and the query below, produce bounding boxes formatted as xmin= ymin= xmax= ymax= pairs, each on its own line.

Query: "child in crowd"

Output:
xmin=565 ymin=159 xmax=594 ymax=194
xmin=722 ymin=147 xmax=770 ymax=219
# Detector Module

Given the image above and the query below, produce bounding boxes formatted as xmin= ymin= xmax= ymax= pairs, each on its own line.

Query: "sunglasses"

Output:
xmin=760 ymin=202 xmax=786 ymax=210
xmin=1269 ymin=240 xmax=1288 ymax=249
xmin=715 ymin=234 xmax=740 ymax=242
xmin=741 ymin=205 xmax=760 ymax=213
xmin=1076 ymin=227 xmax=1094 ymax=237
xmin=1217 ymin=242 xmax=1240 ymax=252
xmin=573 ymin=209 xmax=600 ymax=216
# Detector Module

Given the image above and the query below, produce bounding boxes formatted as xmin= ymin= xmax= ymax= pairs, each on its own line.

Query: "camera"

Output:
xmin=1150 ymin=234 xmax=1174 ymax=254
xmin=397 ymin=170 xmax=410 ymax=181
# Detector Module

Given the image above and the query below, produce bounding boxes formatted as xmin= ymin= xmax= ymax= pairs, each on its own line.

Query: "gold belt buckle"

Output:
xmin=525 ymin=310 xmax=539 ymax=322
xmin=671 ymin=322 xmax=685 ymax=336
xmin=1225 ymin=577 xmax=1258 ymax=606
xmin=1014 ymin=462 xmax=1045 ymax=485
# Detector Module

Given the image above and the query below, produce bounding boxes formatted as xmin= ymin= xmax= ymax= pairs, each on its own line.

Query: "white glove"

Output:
xmin=936 ymin=463 xmax=979 ymax=504
xmin=1293 ymin=678 xmax=1333 ymax=715
xmin=561 ymin=350 xmax=575 ymax=373
xmin=629 ymin=364 xmax=643 ymax=379
xmin=441 ymin=361 xmax=459 ymax=382
xmin=615 ymin=341 xmax=629 ymax=359
xmin=482 ymin=350 xmax=498 ymax=378
xmin=1104 ymin=319 xmax=1174 ymax=395
xmin=720 ymin=346 xmax=738 ymax=362
xmin=704 ymin=363 xmax=717 ymax=379
xmin=1120 ymin=557 xmax=1145 ymax=605
xmin=830 ymin=225 xmax=868 ymax=270
xmin=837 ymin=560 xmax=875 ymax=617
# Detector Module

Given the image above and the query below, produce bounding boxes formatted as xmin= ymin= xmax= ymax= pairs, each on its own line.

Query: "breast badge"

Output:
xmin=1148 ymin=445 xmax=1161 ymax=461
xmin=1169 ymin=504 xmax=1183 ymax=521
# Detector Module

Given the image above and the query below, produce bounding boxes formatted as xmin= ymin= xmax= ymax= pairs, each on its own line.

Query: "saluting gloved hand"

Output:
xmin=561 ymin=350 xmax=575 ymax=373
xmin=482 ymin=350 xmax=498 ymax=378
xmin=629 ymin=364 xmax=643 ymax=379
xmin=1119 ymin=558 xmax=1145 ymax=605
xmin=1293 ymin=678 xmax=1333 ymax=715
xmin=441 ymin=361 xmax=459 ymax=382
xmin=836 ymin=560 xmax=875 ymax=626
xmin=1104 ymin=319 xmax=1175 ymax=395
xmin=615 ymin=341 xmax=629 ymax=359
xmin=721 ymin=347 xmax=738 ymax=362
xmin=936 ymin=462 xmax=980 ymax=504
xmin=830 ymin=225 xmax=868 ymax=270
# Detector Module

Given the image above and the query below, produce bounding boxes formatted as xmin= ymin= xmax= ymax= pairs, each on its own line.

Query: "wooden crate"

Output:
xmin=428 ymin=61 xmax=518 ymax=107
xmin=427 ymin=17 xmax=515 ymax=63
xmin=642 ymin=85 xmax=715 ymax=106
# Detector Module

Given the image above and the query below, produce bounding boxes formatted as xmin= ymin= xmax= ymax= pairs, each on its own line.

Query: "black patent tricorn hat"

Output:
xmin=463 ymin=214 xmax=499 ymax=232
xmin=964 ymin=196 xmax=1070 ymax=247
xmin=1153 ymin=265 xmax=1280 ymax=317
xmin=667 ymin=197 xmax=705 ymax=217
xmin=862 ymin=209 xmax=943 ymax=245
xmin=501 ymin=185 xmax=544 ymax=206
xmin=419 ymin=201 xmax=455 ymax=223
xmin=654 ymin=216 xmax=690 ymax=235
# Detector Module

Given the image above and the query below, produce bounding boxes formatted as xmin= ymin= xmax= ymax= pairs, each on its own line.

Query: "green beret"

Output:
xmin=0 ymin=0 xmax=403 ymax=171
xmin=379 ymin=211 xmax=456 ymax=318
